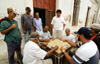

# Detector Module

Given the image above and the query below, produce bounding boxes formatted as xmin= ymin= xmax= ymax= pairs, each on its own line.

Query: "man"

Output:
xmin=61 ymin=28 xmax=75 ymax=43
xmin=39 ymin=26 xmax=54 ymax=42
xmin=34 ymin=12 xmax=43 ymax=31
xmin=51 ymin=9 xmax=66 ymax=38
xmin=60 ymin=27 xmax=99 ymax=64
xmin=21 ymin=7 xmax=35 ymax=43
xmin=90 ymin=23 xmax=100 ymax=57
xmin=23 ymin=32 xmax=59 ymax=64
xmin=0 ymin=8 xmax=22 ymax=64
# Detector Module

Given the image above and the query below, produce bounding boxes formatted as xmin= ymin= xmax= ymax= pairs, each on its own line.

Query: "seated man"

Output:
xmin=39 ymin=26 xmax=54 ymax=42
xmin=23 ymin=32 xmax=58 ymax=64
xmin=61 ymin=28 xmax=75 ymax=43
xmin=60 ymin=27 xmax=99 ymax=64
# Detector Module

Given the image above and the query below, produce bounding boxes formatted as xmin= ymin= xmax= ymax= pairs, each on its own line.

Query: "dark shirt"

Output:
xmin=21 ymin=14 xmax=33 ymax=31
xmin=92 ymin=35 xmax=100 ymax=52
xmin=0 ymin=20 xmax=21 ymax=42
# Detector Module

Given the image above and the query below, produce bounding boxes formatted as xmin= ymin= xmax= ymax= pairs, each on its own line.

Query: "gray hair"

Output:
xmin=65 ymin=28 xmax=70 ymax=32
xmin=90 ymin=23 xmax=100 ymax=33
xmin=35 ymin=12 xmax=39 ymax=15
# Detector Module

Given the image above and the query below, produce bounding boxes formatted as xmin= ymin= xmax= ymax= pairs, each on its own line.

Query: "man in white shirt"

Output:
xmin=60 ymin=27 xmax=99 ymax=64
xmin=61 ymin=28 xmax=75 ymax=43
xmin=23 ymin=32 xmax=58 ymax=64
xmin=51 ymin=9 xmax=66 ymax=38
xmin=39 ymin=26 xmax=54 ymax=42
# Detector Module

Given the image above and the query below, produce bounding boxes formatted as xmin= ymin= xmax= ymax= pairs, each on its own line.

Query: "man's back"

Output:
xmin=72 ymin=40 xmax=99 ymax=64
xmin=23 ymin=41 xmax=47 ymax=64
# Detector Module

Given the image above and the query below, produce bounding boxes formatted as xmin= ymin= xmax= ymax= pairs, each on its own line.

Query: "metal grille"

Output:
xmin=72 ymin=0 xmax=80 ymax=26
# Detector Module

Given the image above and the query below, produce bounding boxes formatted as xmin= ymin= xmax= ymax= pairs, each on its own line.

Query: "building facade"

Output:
xmin=0 ymin=0 xmax=99 ymax=55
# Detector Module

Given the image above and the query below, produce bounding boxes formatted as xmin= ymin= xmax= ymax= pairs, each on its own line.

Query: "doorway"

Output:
xmin=85 ymin=7 xmax=91 ymax=27
xmin=34 ymin=8 xmax=45 ymax=28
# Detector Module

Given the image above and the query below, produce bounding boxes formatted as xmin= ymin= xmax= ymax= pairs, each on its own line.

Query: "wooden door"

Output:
xmin=45 ymin=9 xmax=55 ymax=35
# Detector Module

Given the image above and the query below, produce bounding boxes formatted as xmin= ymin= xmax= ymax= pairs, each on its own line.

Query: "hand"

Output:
xmin=23 ymin=30 xmax=26 ymax=34
xmin=60 ymin=47 xmax=65 ymax=52
xmin=10 ymin=24 xmax=16 ymax=29
xmin=54 ymin=45 xmax=59 ymax=50
xmin=63 ymin=39 xmax=68 ymax=42
xmin=42 ymin=43 xmax=48 ymax=46
xmin=44 ymin=38 xmax=50 ymax=42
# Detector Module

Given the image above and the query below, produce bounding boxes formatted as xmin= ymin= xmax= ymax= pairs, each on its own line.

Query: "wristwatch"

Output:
xmin=62 ymin=50 xmax=65 ymax=53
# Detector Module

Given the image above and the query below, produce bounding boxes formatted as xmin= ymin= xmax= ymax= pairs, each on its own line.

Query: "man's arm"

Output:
xmin=51 ymin=24 xmax=53 ymax=29
xmin=63 ymin=24 xmax=66 ymax=30
xmin=63 ymin=39 xmax=77 ymax=48
xmin=39 ymin=38 xmax=50 ymax=42
xmin=38 ymin=43 xmax=59 ymax=57
xmin=21 ymin=22 xmax=26 ymax=34
xmin=46 ymin=45 xmax=58 ymax=57
xmin=18 ymin=30 xmax=22 ymax=38
xmin=61 ymin=47 xmax=74 ymax=64
xmin=32 ymin=23 xmax=35 ymax=32
xmin=1 ymin=24 xmax=16 ymax=35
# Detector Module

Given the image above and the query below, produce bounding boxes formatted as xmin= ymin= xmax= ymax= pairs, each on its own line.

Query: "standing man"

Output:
xmin=61 ymin=27 xmax=99 ymax=64
xmin=0 ymin=8 xmax=22 ymax=64
xmin=21 ymin=7 xmax=35 ymax=43
xmin=51 ymin=9 xmax=66 ymax=38
xmin=34 ymin=12 xmax=43 ymax=32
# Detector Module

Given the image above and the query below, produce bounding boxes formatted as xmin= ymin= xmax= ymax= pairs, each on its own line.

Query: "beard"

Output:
xmin=78 ymin=37 xmax=80 ymax=41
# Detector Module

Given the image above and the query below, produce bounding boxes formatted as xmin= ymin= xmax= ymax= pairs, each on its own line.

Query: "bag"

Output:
xmin=0 ymin=17 xmax=12 ymax=24
xmin=0 ymin=17 xmax=12 ymax=29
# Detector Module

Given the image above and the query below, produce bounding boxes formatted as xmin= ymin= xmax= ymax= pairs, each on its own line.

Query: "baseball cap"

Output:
xmin=13 ymin=11 xmax=19 ymax=15
xmin=74 ymin=27 xmax=92 ymax=36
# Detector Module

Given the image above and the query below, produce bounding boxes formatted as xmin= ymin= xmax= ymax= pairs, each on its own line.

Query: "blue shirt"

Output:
xmin=33 ymin=18 xmax=42 ymax=31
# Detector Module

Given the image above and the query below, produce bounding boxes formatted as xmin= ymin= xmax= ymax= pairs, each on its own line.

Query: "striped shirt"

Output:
xmin=72 ymin=40 xmax=99 ymax=64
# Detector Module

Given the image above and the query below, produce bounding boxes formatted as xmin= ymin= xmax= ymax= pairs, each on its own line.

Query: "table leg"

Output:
xmin=55 ymin=56 xmax=57 ymax=64
xmin=58 ymin=57 xmax=60 ymax=64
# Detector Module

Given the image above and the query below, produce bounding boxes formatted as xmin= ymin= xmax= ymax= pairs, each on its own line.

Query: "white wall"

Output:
xmin=0 ymin=0 xmax=33 ymax=55
xmin=56 ymin=0 xmax=98 ymax=36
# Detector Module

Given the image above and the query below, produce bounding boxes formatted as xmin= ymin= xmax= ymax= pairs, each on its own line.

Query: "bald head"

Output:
xmin=35 ymin=12 xmax=39 ymax=18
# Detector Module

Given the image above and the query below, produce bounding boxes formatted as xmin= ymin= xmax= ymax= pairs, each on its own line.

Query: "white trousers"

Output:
xmin=42 ymin=59 xmax=53 ymax=64
xmin=53 ymin=30 xmax=62 ymax=38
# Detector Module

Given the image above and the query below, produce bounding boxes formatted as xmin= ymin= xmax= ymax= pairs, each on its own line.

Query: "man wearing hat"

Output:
xmin=90 ymin=23 xmax=100 ymax=58
xmin=23 ymin=32 xmax=59 ymax=64
xmin=60 ymin=27 xmax=99 ymax=64
xmin=0 ymin=8 xmax=22 ymax=64
xmin=21 ymin=7 xmax=35 ymax=43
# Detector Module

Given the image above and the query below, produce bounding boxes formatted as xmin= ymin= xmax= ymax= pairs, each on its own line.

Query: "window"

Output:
xmin=72 ymin=0 xmax=80 ymax=26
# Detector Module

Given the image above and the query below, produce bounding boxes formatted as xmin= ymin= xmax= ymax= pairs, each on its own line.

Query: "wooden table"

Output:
xmin=42 ymin=39 xmax=71 ymax=64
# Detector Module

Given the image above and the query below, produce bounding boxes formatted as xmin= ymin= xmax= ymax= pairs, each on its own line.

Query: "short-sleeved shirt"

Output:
xmin=21 ymin=14 xmax=33 ymax=31
xmin=23 ymin=41 xmax=47 ymax=64
xmin=72 ymin=40 xmax=99 ymax=64
xmin=0 ymin=20 xmax=21 ymax=42
xmin=51 ymin=16 xmax=66 ymax=30
xmin=39 ymin=31 xmax=51 ymax=39
xmin=34 ymin=18 xmax=43 ymax=31
xmin=63 ymin=34 xmax=75 ymax=43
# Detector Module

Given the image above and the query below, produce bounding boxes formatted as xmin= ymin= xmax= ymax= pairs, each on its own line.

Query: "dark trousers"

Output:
xmin=6 ymin=39 xmax=22 ymax=64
